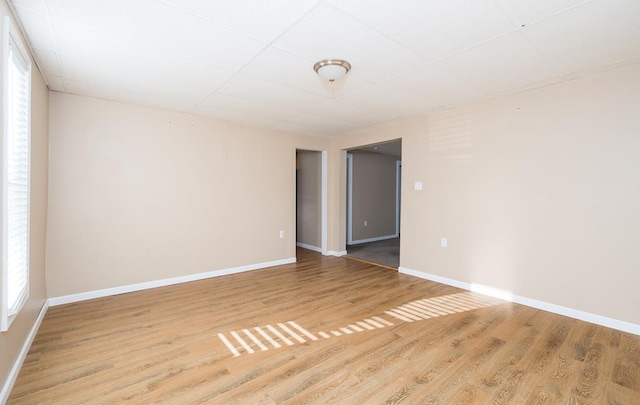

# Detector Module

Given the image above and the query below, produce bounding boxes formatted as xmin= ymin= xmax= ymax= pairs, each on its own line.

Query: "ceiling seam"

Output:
xmin=186 ymin=0 xmax=326 ymax=115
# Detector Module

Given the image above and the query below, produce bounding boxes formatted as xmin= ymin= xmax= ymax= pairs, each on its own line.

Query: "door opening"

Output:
xmin=296 ymin=149 xmax=327 ymax=255
xmin=345 ymin=140 xmax=401 ymax=269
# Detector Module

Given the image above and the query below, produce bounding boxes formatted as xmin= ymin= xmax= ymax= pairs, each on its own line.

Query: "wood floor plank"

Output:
xmin=8 ymin=248 xmax=640 ymax=404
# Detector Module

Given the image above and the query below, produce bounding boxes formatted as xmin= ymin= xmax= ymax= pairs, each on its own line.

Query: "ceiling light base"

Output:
xmin=314 ymin=59 xmax=351 ymax=82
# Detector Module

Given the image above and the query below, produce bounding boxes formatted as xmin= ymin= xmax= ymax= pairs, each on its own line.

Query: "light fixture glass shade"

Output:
xmin=314 ymin=59 xmax=351 ymax=82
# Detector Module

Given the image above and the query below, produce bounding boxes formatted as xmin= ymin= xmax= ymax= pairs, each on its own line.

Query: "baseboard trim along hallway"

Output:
xmin=295 ymin=242 xmax=321 ymax=253
xmin=399 ymin=266 xmax=640 ymax=336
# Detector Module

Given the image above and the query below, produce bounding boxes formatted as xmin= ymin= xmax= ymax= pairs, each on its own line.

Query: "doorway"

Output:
xmin=345 ymin=140 xmax=401 ymax=268
xmin=296 ymin=149 xmax=327 ymax=255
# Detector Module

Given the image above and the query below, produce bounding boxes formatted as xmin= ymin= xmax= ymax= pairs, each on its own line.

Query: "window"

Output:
xmin=1 ymin=17 xmax=31 ymax=332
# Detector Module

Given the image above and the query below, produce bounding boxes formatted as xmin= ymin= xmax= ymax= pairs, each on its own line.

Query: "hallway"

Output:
xmin=346 ymin=237 xmax=400 ymax=269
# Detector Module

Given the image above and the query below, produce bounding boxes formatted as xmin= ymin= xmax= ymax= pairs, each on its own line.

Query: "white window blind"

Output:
xmin=2 ymin=18 xmax=31 ymax=332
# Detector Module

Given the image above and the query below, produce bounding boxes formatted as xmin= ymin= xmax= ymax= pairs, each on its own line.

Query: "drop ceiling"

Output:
xmin=9 ymin=0 xmax=640 ymax=136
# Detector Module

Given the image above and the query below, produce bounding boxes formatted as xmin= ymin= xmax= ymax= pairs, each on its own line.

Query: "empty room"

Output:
xmin=1 ymin=0 xmax=639 ymax=403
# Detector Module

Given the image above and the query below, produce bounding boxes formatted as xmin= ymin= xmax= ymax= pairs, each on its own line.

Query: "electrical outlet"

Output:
xmin=441 ymin=237 xmax=447 ymax=248
xmin=364 ymin=220 xmax=368 ymax=227
xmin=279 ymin=231 xmax=285 ymax=239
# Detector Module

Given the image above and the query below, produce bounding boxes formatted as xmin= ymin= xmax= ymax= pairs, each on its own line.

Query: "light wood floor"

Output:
xmin=9 ymin=249 xmax=639 ymax=404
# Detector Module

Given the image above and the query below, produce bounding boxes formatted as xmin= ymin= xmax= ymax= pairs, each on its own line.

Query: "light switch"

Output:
xmin=414 ymin=181 xmax=423 ymax=191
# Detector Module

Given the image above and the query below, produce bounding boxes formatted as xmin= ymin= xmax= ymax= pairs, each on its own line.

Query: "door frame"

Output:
xmin=346 ymin=153 xmax=354 ymax=245
xmin=295 ymin=149 xmax=328 ymax=255
xmin=396 ymin=160 xmax=401 ymax=235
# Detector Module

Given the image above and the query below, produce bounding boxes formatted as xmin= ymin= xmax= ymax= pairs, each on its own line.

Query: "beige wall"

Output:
xmin=46 ymin=93 xmax=328 ymax=297
xmin=328 ymin=65 xmax=640 ymax=326
xmin=0 ymin=2 xmax=49 ymax=395
xmin=296 ymin=151 xmax=321 ymax=249
xmin=349 ymin=151 xmax=398 ymax=242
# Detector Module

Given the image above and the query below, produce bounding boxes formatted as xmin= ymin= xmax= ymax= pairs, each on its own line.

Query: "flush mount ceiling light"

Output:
xmin=313 ymin=59 xmax=351 ymax=82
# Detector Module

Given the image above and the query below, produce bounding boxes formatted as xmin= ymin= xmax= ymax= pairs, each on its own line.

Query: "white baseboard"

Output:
xmin=399 ymin=266 xmax=640 ymax=336
xmin=327 ymin=250 xmax=347 ymax=257
xmin=349 ymin=234 xmax=398 ymax=245
xmin=49 ymin=257 xmax=297 ymax=307
xmin=1 ymin=301 xmax=49 ymax=404
xmin=296 ymin=242 xmax=322 ymax=253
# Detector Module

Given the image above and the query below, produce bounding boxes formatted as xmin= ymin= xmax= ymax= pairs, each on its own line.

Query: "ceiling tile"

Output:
xmin=68 ymin=83 xmax=183 ymax=113
xmin=377 ymin=64 xmax=483 ymax=108
xmin=338 ymin=86 xmax=437 ymax=119
xmin=273 ymin=115 xmax=360 ymax=136
xmin=239 ymin=47 xmax=374 ymax=98
xmin=565 ymin=55 xmax=640 ymax=80
xmin=274 ymin=3 xmax=427 ymax=82
xmin=61 ymin=45 xmax=232 ymax=91
xmin=11 ymin=6 xmax=57 ymax=50
xmin=523 ymin=0 xmax=640 ymax=75
xmin=327 ymin=0 xmax=518 ymax=60
xmin=46 ymin=75 xmax=66 ymax=92
xmin=158 ymin=0 xmax=319 ymax=42
xmin=439 ymin=32 xmax=561 ymax=94
xmin=192 ymin=108 xmax=290 ymax=128
xmin=10 ymin=0 xmax=48 ymax=14
xmin=493 ymin=0 xmax=594 ymax=26
xmin=313 ymin=100 xmax=393 ymax=126
xmin=31 ymin=48 xmax=61 ymax=76
xmin=193 ymin=92 xmax=301 ymax=126
xmin=47 ymin=0 xmax=266 ymax=69
xmin=481 ymin=77 xmax=565 ymax=102
xmin=65 ymin=75 xmax=205 ymax=113
xmin=271 ymin=121 xmax=324 ymax=136
xmin=217 ymin=74 xmax=331 ymax=111
xmin=61 ymin=43 xmax=234 ymax=112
